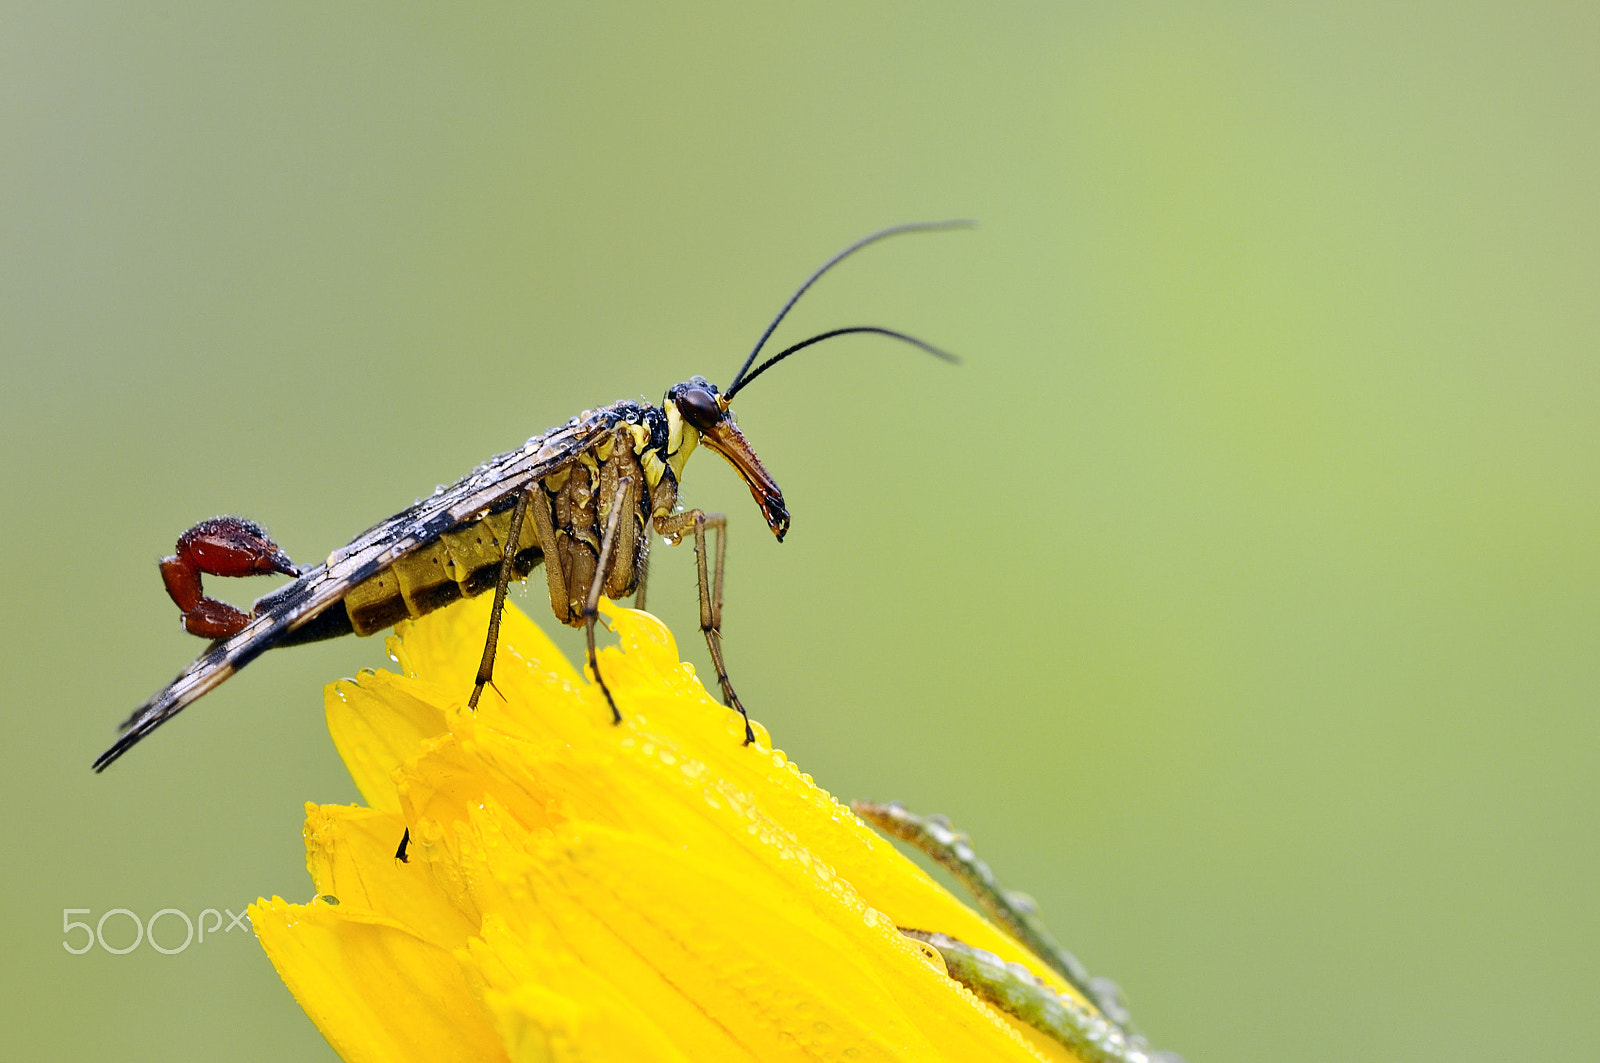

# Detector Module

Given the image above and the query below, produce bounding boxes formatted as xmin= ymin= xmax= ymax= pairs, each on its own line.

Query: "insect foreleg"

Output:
xmin=697 ymin=514 xmax=755 ymax=745
xmin=583 ymin=475 xmax=636 ymax=724
xmin=658 ymin=509 xmax=754 ymax=744
xmin=468 ymin=484 xmax=536 ymax=711
xmin=709 ymin=511 xmax=727 ymax=632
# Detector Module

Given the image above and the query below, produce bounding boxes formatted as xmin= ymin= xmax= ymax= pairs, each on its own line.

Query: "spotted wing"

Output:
xmin=94 ymin=412 xmax=615 ymax=772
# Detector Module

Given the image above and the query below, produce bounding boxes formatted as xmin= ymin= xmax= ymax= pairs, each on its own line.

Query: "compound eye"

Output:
xmin=677 ymin=386 xmax=723 ymax=431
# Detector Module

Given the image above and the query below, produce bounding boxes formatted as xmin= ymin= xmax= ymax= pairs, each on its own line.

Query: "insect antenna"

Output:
xmin=724 ymin=219 xmax=973 ymax=396
xmin=723 ymin=326 xmax=959 ymax=400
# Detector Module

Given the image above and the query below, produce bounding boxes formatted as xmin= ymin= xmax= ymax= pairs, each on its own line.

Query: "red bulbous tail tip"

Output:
xmin=160 ymin=516 xmax=299 ymax=639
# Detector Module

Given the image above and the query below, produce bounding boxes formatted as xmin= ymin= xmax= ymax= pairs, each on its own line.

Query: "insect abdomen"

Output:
xmin=342 ymin=502 xmax=544 ymax=636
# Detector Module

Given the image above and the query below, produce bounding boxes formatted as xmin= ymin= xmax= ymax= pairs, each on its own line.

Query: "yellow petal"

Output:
xmin=300 ymin=802 xmax=479 ymax=950
xmin=324 ymin=669 xmax=448 ymax=812
xmin=458 ymin=808 xmax=1052 ymax=1061
xmin=250 ymin=896 xmax=507 ymax=1063
xmin=259 ymin=594 xmax=1092 ymax=1061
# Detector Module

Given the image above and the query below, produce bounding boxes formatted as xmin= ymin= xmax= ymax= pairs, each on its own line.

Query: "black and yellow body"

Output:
xmin=97 ymin=376 xmax=790 ymax=770
xmin=274 ymin=379 xmax=785 ymax=644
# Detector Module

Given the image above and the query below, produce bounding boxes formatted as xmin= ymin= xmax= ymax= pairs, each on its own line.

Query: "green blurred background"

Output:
xmin=5 ymin=3 xmax=1596 ymax=1059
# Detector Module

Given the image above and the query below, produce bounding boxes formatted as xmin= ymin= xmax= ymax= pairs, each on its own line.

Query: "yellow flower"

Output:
xmin=250 ymin=594 xmax=1089 ymax=1062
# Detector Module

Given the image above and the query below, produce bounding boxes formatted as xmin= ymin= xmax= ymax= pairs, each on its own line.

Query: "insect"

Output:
xmin=94 ymin=221 xmax=969 ymax=772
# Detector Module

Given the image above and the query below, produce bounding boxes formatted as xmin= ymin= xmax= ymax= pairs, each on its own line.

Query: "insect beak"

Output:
xmin=699 ymin=420 xmax=791 ymax=542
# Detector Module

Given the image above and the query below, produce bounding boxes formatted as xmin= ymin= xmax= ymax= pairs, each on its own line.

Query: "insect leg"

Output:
xmin=708 ymin=510 xmax=727 ymax=632
xmin=160 ymin=517 xmax=300 ymax=638
xmin=583 ymin=475 xmax=635 ymax=724
xmin=468 ymin=484 xmax=535 ymax=711
xmin=633 ymin=532 xmax=652 ymax=612
xmin=653 ymin=508 xmax=753 ymax=743
xmin=691 ymin=512 xmax=754 ymax=744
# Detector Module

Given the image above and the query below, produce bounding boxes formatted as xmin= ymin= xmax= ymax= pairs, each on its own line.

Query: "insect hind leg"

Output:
xmin=469 ymin=485 xmax=535 ymax=711
xmin=160 ymin=516 xmax=300 ymax=639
